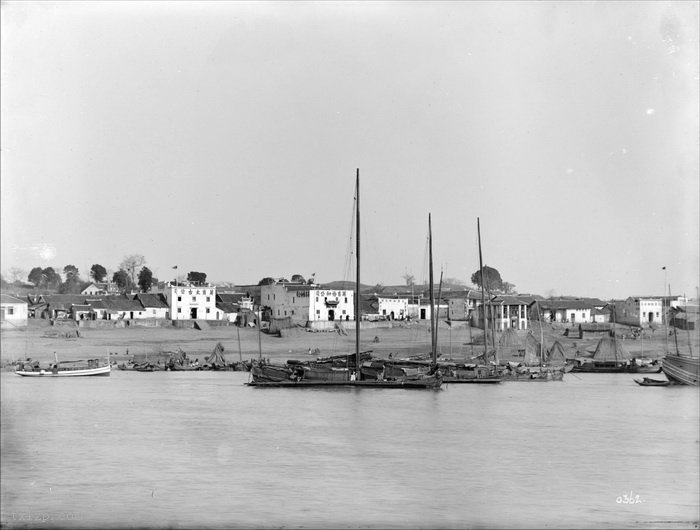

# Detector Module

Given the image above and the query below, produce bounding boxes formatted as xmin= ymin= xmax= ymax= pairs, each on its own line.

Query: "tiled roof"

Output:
xmin=216 ymin=302 xmax=239 ymax=313
xmin=538 ymin=299 xmax=593 ymax=310
xmin=0 ymin=293 xmax=27 ymax=304
xmin=134 ymin=293 xmax=169 ymax=308
xmin=217 ymin=293 xmax=247 ymax=304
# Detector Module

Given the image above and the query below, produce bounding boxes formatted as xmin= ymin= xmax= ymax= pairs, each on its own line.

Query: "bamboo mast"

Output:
xmin=477 ymin=217 xmax=487 ymax=359
xmin=435 ymin=269 xmax=444 ymax=361
xmin=355 ymin=169 xmax=361 ymax=376
xmin=429 ymin=214 xmax=436 ymax=363
xmin=669 ymin=284 xmax=679 ymax=355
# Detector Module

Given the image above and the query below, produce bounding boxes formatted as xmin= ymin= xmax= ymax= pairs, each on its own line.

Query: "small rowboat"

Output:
xmin=634 ymin=377 xmax=670 ymax=387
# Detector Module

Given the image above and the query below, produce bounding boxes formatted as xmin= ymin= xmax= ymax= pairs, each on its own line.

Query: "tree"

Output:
xmin=119 ymin=254 xmax=146 ymax=286
xmin=28 ymin=267 xmax=44 ymax=287
xmin=291 ymin=274 xmax=306 ymax=284
xmin=258 ymin=277 xmax=276 ymax=286
xmin=42 ymin=267 xmax=61 ymax=289
xmin=113 ymin=269 xmax=132 ymax=291
xmin=502 ymin=282 xmax=516 ymax=295
xmin=63 ymin=265 xmax=79 ymax=281
xmin=402 ymin=273 xmax=415 ymax=286
xmin=187 ymin=271 xmax=207 ymax=286
xmin=90 ymin=264 xmax=107 ymax=283
xmin=138 ymin=267 xmax=154 ymax=292
xmin=470 ymin=265 xmax=504 ymax=292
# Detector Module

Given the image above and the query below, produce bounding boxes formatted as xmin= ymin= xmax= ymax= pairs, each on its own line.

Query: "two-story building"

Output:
xmin=445 ymin=290 xmax=484 ymax=321
xmin=160 ymin=283 xmax=222 ymax=320
xmin=485 ymin=295 xmax=529 ymax=330
xmin=377 ymin=296 xmax=409 ymax=320
xmin=261 ymin=282 xmax=355 ymax=324
xmin=613 ymin=296 xmax=664 ymax=327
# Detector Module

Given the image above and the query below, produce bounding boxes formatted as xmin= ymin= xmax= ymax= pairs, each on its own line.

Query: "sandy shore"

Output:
xmin=1 ymin=319 xmax=694 ymax=368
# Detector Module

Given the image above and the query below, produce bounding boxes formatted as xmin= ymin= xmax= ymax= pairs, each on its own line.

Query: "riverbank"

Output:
xmin=1 ymin=318 xmax=694 ymax=370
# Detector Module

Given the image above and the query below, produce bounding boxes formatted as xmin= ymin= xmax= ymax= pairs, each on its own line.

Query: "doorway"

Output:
xmin=190 ymin=308 xmax=198 ymax=319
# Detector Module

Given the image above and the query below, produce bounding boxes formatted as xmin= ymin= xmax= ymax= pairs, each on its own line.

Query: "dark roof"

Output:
xmin=217 ymin=293 xmax=248 ymax=304
xmin=440 ymin=290 xmax=485 ymax=300
xmin=0 ymin=293 xmax=27 ymax=304
xmin=216 ymin=302 xmax=239 ymax=313
xmin=90 ymin=298 xmax=144 ymax=311
xmin=490 ymin=295 xmax=530 ymax=306
xmin=537 ymin=299 xmax=593 ymax=310
xmin=133 ymin=293 xmax=169 ymax=308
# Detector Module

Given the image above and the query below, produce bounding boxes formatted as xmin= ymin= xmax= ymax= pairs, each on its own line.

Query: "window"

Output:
xmin=192 ymin=296 xmax=196 ymax=302
xmin=345 ymin=297 xmax=347 ymax=303
xmin=152 ymin=309 xmax=156 ymax=315
xmin=178 ymin=308 xmax=182 ymax=313
xmin=177 ymin=296 xmax=182 ymax=302
xmin=206 ymin=308 xmax=210 ymax=314
xmin=8 ymin=307 xmax=14 ymax=315
xmin=206 ymin=296 xmax=210 ymax=302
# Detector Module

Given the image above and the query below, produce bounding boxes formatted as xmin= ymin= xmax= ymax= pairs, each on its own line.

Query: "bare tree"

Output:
xmin=120 ymin=254 xmax=146 ymax=286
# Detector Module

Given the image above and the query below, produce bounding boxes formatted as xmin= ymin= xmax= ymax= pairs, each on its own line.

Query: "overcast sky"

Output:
xmin=2 ymin=1 xmax=698 ymax=300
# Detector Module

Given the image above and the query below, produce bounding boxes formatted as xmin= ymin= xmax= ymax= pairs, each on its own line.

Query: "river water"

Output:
xmin=1 ymin=371 xmax=698 ymax=529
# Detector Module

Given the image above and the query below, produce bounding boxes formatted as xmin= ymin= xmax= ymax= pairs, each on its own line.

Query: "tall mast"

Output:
xmin=355 ymin=169 xmax=361 ymax=373
xmin=669 ymin=284 xmax=679 ymax=355
xmin=478 ymin=217 xmax=487 ymax=358
xmin=435 ymin=269 xmax=444 ymax=361
xmin=429 ymin=214 xmax=436 ymax=363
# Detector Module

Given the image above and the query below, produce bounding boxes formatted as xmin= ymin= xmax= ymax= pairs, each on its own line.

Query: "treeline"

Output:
xmin=3 ymin=254 xmax=208 ymax=295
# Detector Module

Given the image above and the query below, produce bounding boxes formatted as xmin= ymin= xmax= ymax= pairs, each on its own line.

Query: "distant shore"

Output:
xmin=1 ymin=319 xmax=693 ymax=371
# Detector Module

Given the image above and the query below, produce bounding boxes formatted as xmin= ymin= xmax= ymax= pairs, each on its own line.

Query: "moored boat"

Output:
xmin=248 ymin=171 xmax=442 ymax=390
xmin=634 ymin=377 xmax=670 ymax=387
xmin=15 ymin=357 xmax=110 ymax=377
xmin=662 ymin=354 xmax=699 ymax=386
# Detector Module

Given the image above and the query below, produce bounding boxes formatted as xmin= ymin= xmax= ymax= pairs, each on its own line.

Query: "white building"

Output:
xmin=310 ymin=288 xmax=354 ymax=321
xmin=160 ymin=283 xmax=223 ymax=320
xmin=133 ymin=293 xmax=170 ymax=319
xmin=615 ymin=296 xmax=663 ymax=327
xmin=261 ymin=283 xmax=355 ymax=323
xmin=0 ymin=294 xmax=28 ymax=329
xmin=377 ymin=296 xmax=408 ymax=320
xmin=484 ymin=296 xmax=529 ymax=330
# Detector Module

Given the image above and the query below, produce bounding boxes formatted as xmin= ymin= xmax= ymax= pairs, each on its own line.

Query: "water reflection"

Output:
xmin=1 ymin=372 xmax=697 ymax=529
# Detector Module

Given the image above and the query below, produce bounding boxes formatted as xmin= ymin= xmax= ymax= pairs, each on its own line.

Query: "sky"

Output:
xmin=1 ymin=1 xmax=698 ymax=300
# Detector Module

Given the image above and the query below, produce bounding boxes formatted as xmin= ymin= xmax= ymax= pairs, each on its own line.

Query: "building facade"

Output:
xmin=614 ymin=296 xmax=663 ymax=327
xmin=261 ymin=283 xmax=354 ymax=323
xmin=377 ymin=296 xmax=408 ymax=320
xmin=160 ymin=284 xmax=222 ymax=320
xmin=0 ymin=294 xmax=29 ymax=329
xmin=486 ymin=296 xmax=529 ymax=330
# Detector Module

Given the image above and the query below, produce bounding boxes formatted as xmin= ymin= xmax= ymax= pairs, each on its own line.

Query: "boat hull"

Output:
xmin=15 ymin=365 xmax=111 ymax=377
xmin=443 ymin=376 xmax=502 ymax=384
xmin=662 ymin=354 xmax=700 ymax=386
xmin=247 ymin=377 xmax=441 ymax=389
xmin=634 ymin=377 xmax=670 ymax=387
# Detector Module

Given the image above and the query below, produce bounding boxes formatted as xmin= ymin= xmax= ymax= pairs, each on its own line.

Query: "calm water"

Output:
xmin=1 ymin=371 xmax=698 ymax=529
